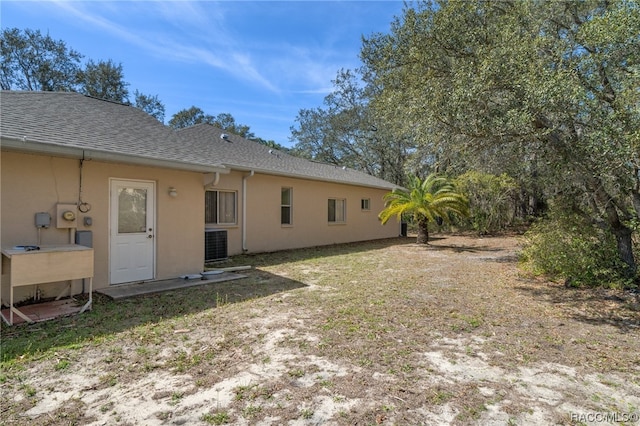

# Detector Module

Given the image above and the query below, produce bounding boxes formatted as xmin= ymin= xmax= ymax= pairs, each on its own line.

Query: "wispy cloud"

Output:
xmin=53 ymin=0 xmax=360 ymax=96
xmin=50 ymin=0 xmax=281 ymax=92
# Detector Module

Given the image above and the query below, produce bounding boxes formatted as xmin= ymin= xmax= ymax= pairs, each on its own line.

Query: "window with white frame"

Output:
xmin=361 ymin=198 xmax=371 ymax=211
xmin=328 ymin=198 xmax=346 ymax=223
xmin=281 ymin=187 xmax=292 ymax=225
xmin=205 ymin=190 xmax=237 ymax=225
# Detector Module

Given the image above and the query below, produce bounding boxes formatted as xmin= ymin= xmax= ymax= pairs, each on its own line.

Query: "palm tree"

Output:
xmin=379 ymin=174 xmax=470 ymax=244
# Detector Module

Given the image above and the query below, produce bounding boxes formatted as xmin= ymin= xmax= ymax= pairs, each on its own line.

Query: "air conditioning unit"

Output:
xmin=205 ymin=229 xmax=228 ymax=262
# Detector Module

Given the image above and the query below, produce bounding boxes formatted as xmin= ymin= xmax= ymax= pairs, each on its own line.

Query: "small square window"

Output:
xmin=328 ymin=198 xmax=346 ymax=223
xmin=205 ymin=190 xmax=237 ymax=225
xmin=361 ymin=198 xmax=370 ymax=211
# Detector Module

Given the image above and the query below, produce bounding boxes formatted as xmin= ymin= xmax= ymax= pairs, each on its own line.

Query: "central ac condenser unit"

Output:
xmin=205 ymin=229 xmax=228 ymax=262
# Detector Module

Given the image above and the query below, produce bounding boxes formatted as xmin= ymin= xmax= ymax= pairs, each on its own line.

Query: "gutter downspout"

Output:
xmin=242 ymin=170 xmax=255 ymax=252
xmin=204 ymin=171 xmax=220 ymax=188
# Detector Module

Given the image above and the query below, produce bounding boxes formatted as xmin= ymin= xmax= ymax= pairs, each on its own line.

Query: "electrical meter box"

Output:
xmin=56 ymin=203 xmax=78 ymax=228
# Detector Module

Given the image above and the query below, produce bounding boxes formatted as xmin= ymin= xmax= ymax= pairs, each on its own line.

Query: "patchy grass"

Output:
xmin=1 ymin=235 xmax=639 ymax=425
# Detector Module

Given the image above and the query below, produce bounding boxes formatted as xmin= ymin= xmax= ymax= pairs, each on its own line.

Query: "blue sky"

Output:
xmin=2 ymin=1 xmax=406 ymax=147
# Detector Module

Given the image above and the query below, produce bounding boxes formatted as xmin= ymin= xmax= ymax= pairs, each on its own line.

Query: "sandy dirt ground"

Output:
xmin=2 ymin=234 xmax=639 ymax=425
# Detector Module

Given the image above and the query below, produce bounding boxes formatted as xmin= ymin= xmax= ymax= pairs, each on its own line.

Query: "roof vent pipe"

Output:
xmin=221 ymin=133 xmax=230 ymax=141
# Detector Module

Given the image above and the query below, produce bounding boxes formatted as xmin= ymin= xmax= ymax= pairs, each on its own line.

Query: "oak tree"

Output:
xmin=361 ymin=0 xmax=640 ymax=275
xmin=0 ymin=28 xmax=82 ymax=91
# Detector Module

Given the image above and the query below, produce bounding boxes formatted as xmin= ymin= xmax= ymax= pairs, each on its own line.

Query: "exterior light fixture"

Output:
xmin=168 ymin=187 xmax=178 ymax=198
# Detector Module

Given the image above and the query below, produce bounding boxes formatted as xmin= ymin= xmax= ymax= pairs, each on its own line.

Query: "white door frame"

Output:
xmin=109 ymin=178 xmax=156 ymax=284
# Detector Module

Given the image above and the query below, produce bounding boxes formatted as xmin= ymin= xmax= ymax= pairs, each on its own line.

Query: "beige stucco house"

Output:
xmin=1 ymin=91 xmax=399 ymax=303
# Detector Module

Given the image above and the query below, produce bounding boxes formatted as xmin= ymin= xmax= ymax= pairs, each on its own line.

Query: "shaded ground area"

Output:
xmin=1 ymin=234 xmax=639 ymax=425
xmin=96 ymin=272 xmax=247 ymax=300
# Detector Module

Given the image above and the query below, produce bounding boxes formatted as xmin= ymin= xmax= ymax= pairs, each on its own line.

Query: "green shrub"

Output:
xmin=520 ymin=207 xmax=629 ymax=288
xmin=455 ymin=171 xmax=519 ymax=234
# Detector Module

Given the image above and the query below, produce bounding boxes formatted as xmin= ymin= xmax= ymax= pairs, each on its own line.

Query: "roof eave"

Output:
xmin=225 ymin=163 xmax=397 ymax=191
xmin=1 ymin=136 xmax=228 ymax=174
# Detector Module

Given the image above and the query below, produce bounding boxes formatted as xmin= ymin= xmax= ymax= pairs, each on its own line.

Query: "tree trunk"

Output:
xmin=632 ymin=188 xmax=640 ymax=221
xmin=590 ymin=178 xmax=637 ymax=276
xmin=613 ymin=226 xmax=636 ymax=277
xmin=416 ymin=217 xmax=430 ymax=244
xmin=633 ymin=169 xmax=640 ymax=220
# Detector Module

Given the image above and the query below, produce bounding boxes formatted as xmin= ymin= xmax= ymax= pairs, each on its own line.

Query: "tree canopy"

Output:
xmin=168 ymin=106 xmax=255 ymax=139
xmin=77 ymin=59 xmax=129 ymax=103
xmin=0 ymin=28 xmax=83 ymax=91
xmin=134 ymin=90 xmax=166 ymax=123
xmin=290 ymin=69 xmax=413 ymax=186
xmin=1 ymin=27 xmax=166 ymax=121
xmin=361 ymin=0 xmax=640 ymax=274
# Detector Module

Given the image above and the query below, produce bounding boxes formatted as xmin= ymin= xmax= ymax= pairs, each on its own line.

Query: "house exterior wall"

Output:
xmin=1 ymin=151 xmax=205 ymax=301
xmin=201 ymin=170 xmax=399 ymax=256
xmin=242 ymin=173 xmax=399 ymax=254
xmin=1 ymin=151 xmax=399 ymax=304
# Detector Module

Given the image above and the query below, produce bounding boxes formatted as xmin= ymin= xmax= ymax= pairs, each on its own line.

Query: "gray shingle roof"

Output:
xmin=0 ymin=90 xmax=221 ymax=170
xmin=1 ymin=91 xmax=397 ymax=190
xmin=177 ymin=124 xmax=398 ymax=190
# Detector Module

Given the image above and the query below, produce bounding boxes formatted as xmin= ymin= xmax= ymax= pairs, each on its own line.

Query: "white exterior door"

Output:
xmin=110 ymin=179 xmax=155 ymax=284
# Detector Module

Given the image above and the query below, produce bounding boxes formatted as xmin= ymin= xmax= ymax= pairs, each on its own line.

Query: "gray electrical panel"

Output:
xmin=75 ymin=230 xmax=93 ymax=248
xmin=35 ymin=212 xmax=51 ymax=228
